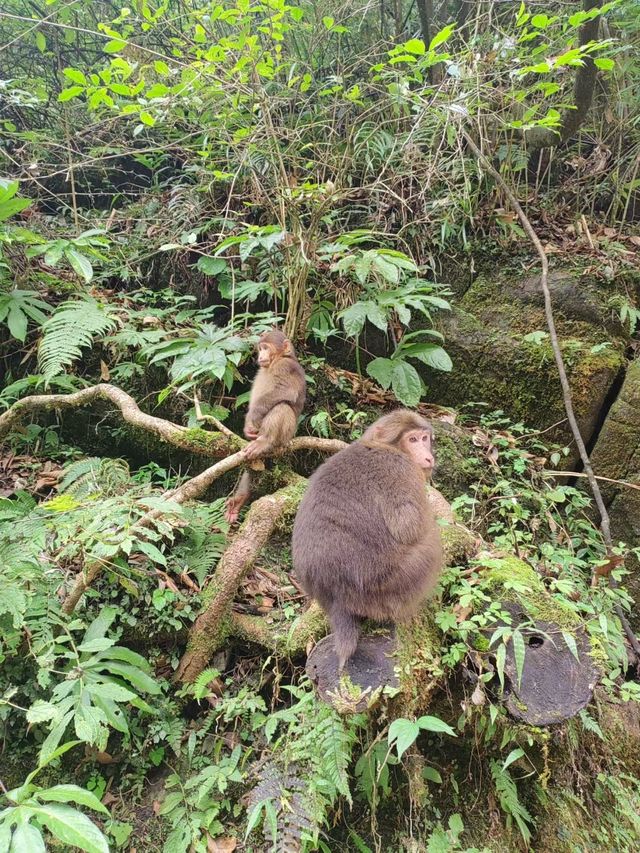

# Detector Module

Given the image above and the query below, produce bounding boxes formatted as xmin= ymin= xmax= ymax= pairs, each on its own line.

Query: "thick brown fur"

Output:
xmin=292 ymin=410 xmax=442 ymax=670
xmin=226 ymin=330 xmax=306 ymax=523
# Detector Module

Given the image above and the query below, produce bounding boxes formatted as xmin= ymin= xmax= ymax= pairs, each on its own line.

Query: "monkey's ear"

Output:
xmin=281 ymin=338 xmax=292 ymax=355
xmin=364 ymin=422 xmax=396 ymax=444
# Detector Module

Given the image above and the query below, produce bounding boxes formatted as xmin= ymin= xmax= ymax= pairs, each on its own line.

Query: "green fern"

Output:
xmin=38 ymin=298 xmax=116 ymax=381
xmin=190 ymin=668 xmax=222 ymax=701
xmin=490 ymin=759 xmax=534 ymax=845
xmin=247 ymin=684 xmax=363 ymax=850
xmin=58 ymin=457 xmax=131 ymax=498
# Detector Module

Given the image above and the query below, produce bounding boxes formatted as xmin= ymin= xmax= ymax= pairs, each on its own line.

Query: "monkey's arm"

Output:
xmin=249 ymin=362 xmax=305 ymax=419
xmin=379 ymin=496 xmax=425 ymax=546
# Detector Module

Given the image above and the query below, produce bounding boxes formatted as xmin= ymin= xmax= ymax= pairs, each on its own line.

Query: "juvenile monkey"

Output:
xmin=225 ymin=329 xmax=306 ymax=524
xmin=292 ymin=410 xmax=442 ymax=671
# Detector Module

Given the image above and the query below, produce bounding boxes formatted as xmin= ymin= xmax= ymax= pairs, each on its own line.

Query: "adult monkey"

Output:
xmin=225 ymin=329 xmax=306 ymax=524
xmin=292 ymin=410 xmax=442 ymax=671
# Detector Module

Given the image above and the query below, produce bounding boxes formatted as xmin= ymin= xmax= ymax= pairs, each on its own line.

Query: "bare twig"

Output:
xmin=542 ymin=470 xmax=640 ymax=493
xmin=461 ymin=127 xmax=640 ymax=658
xmin=192 ymin=392 xmax=236 ymax=438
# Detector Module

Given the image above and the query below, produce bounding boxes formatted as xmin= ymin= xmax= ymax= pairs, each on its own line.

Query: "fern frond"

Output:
xmin=59 ymin=457 xmax=131 ymax=498
xmin=191 ymin=667 xmax=222 ymax=701
xmin=490 ymin=759 xmax=534 ymax=845
xmin=38 ymin=298 xmax=116 ymax=381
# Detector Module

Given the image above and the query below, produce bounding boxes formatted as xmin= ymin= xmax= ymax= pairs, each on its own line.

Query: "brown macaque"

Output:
xmin=225 ymin=329 xmax=306 ymax=524
xmin=292 ymin=410 xmax=442 ymax=671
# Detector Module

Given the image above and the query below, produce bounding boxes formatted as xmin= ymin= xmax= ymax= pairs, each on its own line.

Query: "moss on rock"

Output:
xmin=423 ymin=267 xmax=629 ymax=468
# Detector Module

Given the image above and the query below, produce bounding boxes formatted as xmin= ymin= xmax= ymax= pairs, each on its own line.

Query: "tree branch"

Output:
xmin=461 ymin=125 xmax=640 ymax=659
xmin=175 ymin=479 xmax=305 ymax=683
xmin=0 ymin=383 xmax=348 ymax=458
xmin=524 ymin=0 xmax=603 ymax=150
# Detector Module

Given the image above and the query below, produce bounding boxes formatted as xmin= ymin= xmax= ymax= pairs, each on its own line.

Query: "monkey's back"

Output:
xmin=292 ymin=441 xmax=441 ymax=622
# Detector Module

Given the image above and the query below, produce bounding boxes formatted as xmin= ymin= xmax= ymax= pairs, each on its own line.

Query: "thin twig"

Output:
xmin=542 ymin=470 xmax=640 ymax=493
xmin=461 ymin=126 xmax=640 ymax=658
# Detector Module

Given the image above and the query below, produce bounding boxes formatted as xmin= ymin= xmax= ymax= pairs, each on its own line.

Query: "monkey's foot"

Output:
xmin=306 ymin=633 xmax=399 ymax=711
xmin=242 ymin=441 xmax=264 ymax=461
xmin=224 ymin=499 xmax=243 ymax=525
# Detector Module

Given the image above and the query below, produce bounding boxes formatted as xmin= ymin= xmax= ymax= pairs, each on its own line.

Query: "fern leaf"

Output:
xmin=59 ymin=457 xmax=130 ymax=498
xmin=38 ymin=299 xmax=116 ymax=381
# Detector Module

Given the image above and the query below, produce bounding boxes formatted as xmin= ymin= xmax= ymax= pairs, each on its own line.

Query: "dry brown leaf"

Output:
xmin=100 ymin=360 xmax=111 ymax=381
xmin=453 ymin=603 xmax=472 ymax=623
xmin=207 ymin=836 xmax=237 ymax=853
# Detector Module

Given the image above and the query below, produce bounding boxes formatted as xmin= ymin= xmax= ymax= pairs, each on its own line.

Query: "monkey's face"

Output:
xmin=256 ymin=333 xmax=292 ymax=367
xmin=400 ymin=428 xmax=435 ymax=473
xmin=257 ymin=341 xmax=276 ymax=367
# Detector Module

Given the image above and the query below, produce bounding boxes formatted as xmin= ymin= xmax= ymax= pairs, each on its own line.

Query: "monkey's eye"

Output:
xmin=409 ymin=435 xmax=418 ymax=442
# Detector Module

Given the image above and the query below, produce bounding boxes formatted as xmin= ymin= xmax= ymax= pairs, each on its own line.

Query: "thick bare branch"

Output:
xmin=0 ymin=382 xmax=347 ymax=458
xmin=0 ymin=384 xmax=186 ymax=443
xmin=175 ymin=479 xmax=305 ymax=683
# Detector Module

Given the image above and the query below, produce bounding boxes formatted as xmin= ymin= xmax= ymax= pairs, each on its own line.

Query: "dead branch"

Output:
xmin=461 ymin=127 xmax=640 ymax=658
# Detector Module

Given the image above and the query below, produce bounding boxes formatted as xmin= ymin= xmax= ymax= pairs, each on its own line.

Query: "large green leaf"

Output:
xmin=65 ymin=249 xmax=93 ymax=283
xmin=388 ymin=718 xmax=419 ymax=758
xmin=38 ymin=785 xmax=109 ymax=815
xmin=33 ymin=803 xmax=109 ymax=853
xmin=9 ymin=822 xmax=46 ymax=853
xmin=417 ymin=715 xmax=457 ymax=737
xmin=366 ymin=357 xmax=393 ymax=389
xmin=390 ymin=360 xmax=422 ymax=407
xmin=340 ymin=302 xmax=368 ymax=337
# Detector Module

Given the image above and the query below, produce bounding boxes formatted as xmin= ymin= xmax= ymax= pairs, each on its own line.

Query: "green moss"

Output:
xmin=181 ymin=427 xmax=245 ymax=455
xmin=484 ymin=557 xmax=580 ymax=629
xmin=395 ymin=607 xmax=443 ymax=712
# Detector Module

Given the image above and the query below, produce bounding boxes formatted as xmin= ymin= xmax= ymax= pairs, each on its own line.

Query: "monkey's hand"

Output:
xmin=244 ymin=424 xmax=259 ymax=439
xmin=225 ymin=495 xmax=244 ymax=525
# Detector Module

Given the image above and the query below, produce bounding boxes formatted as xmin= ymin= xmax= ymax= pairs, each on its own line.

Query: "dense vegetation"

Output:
xmin=1 ymin=1 xmax=640 ymax=851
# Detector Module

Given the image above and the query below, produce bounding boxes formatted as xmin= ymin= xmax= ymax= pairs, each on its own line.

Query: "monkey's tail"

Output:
xmin=330 ymin=606 xmax=359 ymax=672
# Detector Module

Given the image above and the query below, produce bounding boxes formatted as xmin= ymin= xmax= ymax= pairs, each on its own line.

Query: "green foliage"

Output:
xmin=0 ymin=741 xmax=110 ymax=853
xmin=490 ymin=760 xmax=534 ymax=845
xmin=0 ymin=288 xmax=50 ymax=341
xmin=0 ymin=179 xmax=31 ymax=223
xmin=141 ymin=320 xmax=254 ymax=397
xmin=38 ymin=298 xmax=117 ymax=381
xmin=247 ymin=683 xmax=364 ymax=851
xmin=27 ymin=607 xmax=161 ymax=761
xmin=388 ymin=714 xmax=456 ymax=759
xmin=159 ymin=746 xmax=244 ymax=853
xmin=27 ymin=229 xmax=110 ymax=284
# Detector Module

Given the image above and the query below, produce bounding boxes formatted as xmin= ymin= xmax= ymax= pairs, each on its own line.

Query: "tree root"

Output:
xmin=174 ymin=478 xmax=306 ymax=683
xmin=230 ymin=603 xmax=328 ymax=657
